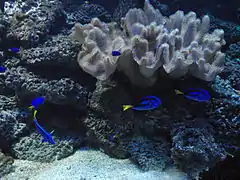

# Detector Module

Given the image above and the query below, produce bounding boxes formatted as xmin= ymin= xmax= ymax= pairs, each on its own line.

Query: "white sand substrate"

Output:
xmin=3 ymin=150 xmax=186 ymax=180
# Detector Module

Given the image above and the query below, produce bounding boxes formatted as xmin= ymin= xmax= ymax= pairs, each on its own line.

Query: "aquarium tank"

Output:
xmin=0 ymin=0 xmax=239 ymax=179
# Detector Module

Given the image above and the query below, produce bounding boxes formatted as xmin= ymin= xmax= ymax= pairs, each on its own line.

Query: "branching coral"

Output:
xmin=70 ymin=0 xmax=226 ymax=87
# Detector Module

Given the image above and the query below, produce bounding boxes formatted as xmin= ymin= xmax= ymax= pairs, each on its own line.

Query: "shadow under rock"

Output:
xmin=200 ymin=151 xmax=240 ymax=180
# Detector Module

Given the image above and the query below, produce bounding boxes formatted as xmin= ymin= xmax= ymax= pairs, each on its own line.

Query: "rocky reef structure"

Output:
xmin=70 ymin=0 xmax=226 ymax=87
xmin=0 ymin=0 xmax=239 ymax=179
xmin=0 ymin=151 xmax=14 ymax=177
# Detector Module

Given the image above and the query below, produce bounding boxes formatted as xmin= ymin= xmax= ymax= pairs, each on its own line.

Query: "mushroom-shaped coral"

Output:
xmin=70 ymin=18 xmax=131 ymax=80
xmin=159 ymin=11 xmax=226 ymax=81
xmin=71 ymin=0 xmax=226 ymax=86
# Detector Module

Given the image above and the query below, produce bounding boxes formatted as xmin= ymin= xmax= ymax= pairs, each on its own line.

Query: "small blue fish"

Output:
xmin=29 ymin=96 xmax=45 ymax=111
xmin=33 ymin=119 xmax=56 ymax=144
xmin=79 ymin=146 xmax=90 ymax=151
xmin=8 ymin=47 xmax=20 ymax=53
xmin=222 ymin=144 xmax=240 ymax=150
xmin=123 ymin=96 xmax=162 ymax=111
xmin=109 ymin=129 xmax=120 ymax=142
xmin=112 ymin=50 xmax=121 ymax=56
xmin=0 ymin=66 xmax=7 ymax=73
xmin=175 ymin=88 xmax=211 ymax=102
xmin=110 ymin=134 xmax=117 ymax=141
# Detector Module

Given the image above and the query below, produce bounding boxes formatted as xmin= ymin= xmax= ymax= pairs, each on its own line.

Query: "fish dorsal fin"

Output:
xmin=50 ymin=130 xmax=54 ymax=135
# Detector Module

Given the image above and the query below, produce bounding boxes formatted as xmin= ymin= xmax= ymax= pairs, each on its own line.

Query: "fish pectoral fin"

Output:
xmin=42 ymin=137 xmax=47 ymax=143
xmin=175 ymin=89 xmax=184 ymax=95
xmin=123 ymin=105 xmax=133 ymax=111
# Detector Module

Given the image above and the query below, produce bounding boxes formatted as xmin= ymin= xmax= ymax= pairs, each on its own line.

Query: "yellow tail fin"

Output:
xmin=33 ymin=110 xmax=38 ymax=119
xmin=175 ymin=89 xmax=184 ymax=95
xmin=123 ymin=105 xmax=133 ymax=111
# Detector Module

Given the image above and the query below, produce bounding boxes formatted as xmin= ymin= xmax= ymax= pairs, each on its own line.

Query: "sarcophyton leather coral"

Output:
xmin=70 ymin=0 xmax=226 ymax=87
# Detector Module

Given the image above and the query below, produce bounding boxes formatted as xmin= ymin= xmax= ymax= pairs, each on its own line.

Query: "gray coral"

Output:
xmin=71 ymin=0 xmax=226 ymax=87
xmin=5 ymin=67 xmax=89 ymax=109
xmin=11 ymin=132 xmax=76 ymax=162
xmin=126 ymin=137 xmax=171 ymax=171
xmin=0 ymin=110 xmax=28 ymax=141
xmin=5 ymin=0 xmax=65 ymax=48
xmin=171 ymin=127 xmax=227 ymax=179
xmin=0 ymin=151 xmax=14 ymax=178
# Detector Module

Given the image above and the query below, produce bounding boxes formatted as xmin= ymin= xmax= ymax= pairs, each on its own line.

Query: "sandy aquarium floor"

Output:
xmin=3 ymin=150 xmax=186 ymax=180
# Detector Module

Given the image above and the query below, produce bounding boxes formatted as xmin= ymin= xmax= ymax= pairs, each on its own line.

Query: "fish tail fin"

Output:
xmin=33 ymin=110 xmax=38 ymax=119
xmin=175 ymin=89 xmax=184 ymax=95
xmin=28 ymin=106 xmax=34 ymax=111
xmin=123 ymin=105 xmax=133 ymax=111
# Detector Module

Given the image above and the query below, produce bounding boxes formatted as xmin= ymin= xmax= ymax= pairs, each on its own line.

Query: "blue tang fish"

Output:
xmin=112 ymin=50 xmax=121 ymax=56
xmin=123 ymin=96 xmax=162 ymax=111
xmin=109 ymin=128 xmax=120 ymax=142
xmin=79 ymin=146 xmax=90 ymax=151
xmin=222 ymin=144 xmax=240 ymax=151
xmin=8 ymin=47 xmax=20 ymax=53
xmin=0 ymin=66 xmax=7 ymax=73
xmin=110 ymin=133 xmax=117 ymax=141
xmin=33 ymin=119 xmax=56 ymax=144
xmin=175 ymin=88 xmax=211 ymax=102
xmin=29 ymin=96 xmax=45 ymax=111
